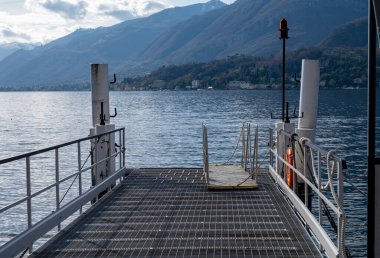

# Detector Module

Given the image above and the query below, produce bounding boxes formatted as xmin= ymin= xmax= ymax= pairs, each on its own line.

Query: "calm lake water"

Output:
xmin=0 ymin=90 xmax=375 ymax=257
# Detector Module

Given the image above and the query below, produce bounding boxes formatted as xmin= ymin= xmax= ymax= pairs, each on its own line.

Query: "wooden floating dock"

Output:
xmin=32 ymin=168 xmax=320 ymax=257
xmin=206 ymin=165 xmax=258 ymax=189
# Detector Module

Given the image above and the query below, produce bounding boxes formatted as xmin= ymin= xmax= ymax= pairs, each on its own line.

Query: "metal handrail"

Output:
xmin=269 ymin=127 xmax=346 ymax=258
xmin=202 ymin=124 xmax=209 ymax=182
xmin=0 ymin=127 xmax=126 ymax=257
xmin=202 ymin=122 xmax=258 ymax=174
xmin=0 ymin=128 xmax=123 ymax=165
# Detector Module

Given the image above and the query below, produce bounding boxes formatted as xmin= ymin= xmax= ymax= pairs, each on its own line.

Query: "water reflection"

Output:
xmin=0 ymin=89 xmax=376 ymax=257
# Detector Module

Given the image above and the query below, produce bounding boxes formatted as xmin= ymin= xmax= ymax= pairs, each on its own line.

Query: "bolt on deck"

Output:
xmin=32 ymin=168 xmax=320 ymax=257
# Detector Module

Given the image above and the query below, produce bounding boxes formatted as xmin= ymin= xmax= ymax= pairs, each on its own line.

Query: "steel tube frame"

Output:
xmin=26 ymin=156 xmax=32 ymax=253
xmin=268 ymin=166 xmax=339 ymax=257
xmin=0 ymin=128 xmax=126 ymax=257
xmin=0 ymin=166 xmax=128 ymax=258
xmin=0 ymin=128 xmax=123 ymax=165
xmin=270 ymin=128 xmax=345 ymax=257
xmin=77 ymin=142 xmax=82 ymax=214
xmin=0 ymin=149 xmax=125 ymax=214
xmin=55 ymin=149 xmax=61 ymax=231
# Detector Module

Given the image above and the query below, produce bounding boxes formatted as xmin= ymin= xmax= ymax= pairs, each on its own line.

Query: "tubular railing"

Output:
xmin=202 ymin=123 xmax=209 ymax=182
xmin=0 ymin=128 xmax=126 ymax=257
xmin=241 ymin=123 xmax=259 ymax=179
xmin=269 ymin=127 xmax=346 ymax=258
xmin=202 ymin=123 xmax=259 ymax=181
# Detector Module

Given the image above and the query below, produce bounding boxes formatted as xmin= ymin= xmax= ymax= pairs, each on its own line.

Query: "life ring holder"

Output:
xmin=285 ymin=147 xmax=293 ymax=189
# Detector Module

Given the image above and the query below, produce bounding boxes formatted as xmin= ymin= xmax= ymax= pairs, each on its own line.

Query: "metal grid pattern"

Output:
xmin=32 ymin=168 xmax=320 ymax=257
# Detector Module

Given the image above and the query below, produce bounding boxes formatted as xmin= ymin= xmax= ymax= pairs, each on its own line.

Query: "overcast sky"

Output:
xmin=0 ymin=0 xmax=236 ymax=45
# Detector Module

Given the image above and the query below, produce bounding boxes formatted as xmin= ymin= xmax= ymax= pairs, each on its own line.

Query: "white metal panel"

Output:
xmin=298 ymin=59 xmax=320 ymax=134
xmin=91 ymin=64 xmax=110 ymax=126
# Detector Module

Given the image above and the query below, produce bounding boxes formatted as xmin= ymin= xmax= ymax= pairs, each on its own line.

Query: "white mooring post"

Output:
xmin=90 ymin=64 xmax=116 ymax=190
xmin=296 ymin=59 xmax=320 ymax=142
xmin=295 ymin=59 xmax=320 ymax=210
xmin=91 ymin=64 xmax=110 ymax=126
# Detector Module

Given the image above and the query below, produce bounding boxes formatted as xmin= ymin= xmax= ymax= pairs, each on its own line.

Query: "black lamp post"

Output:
xmin=279 ymin=18 xmax=289 ymax=122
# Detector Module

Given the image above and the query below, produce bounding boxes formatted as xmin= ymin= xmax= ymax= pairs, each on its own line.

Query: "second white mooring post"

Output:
xmin=90 ymin=64 xmax=115 ymax=191
xmin=297 ymin=59 xmax=320 ymax=142
xmin=295 ymin=59 xmax=320 ymax=209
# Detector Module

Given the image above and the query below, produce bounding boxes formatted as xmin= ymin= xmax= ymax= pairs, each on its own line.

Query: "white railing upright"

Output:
xmin=0 ymin=128 xmax=126 ymax=257
xmin=269 ymin=127 xmax=346 ymax=258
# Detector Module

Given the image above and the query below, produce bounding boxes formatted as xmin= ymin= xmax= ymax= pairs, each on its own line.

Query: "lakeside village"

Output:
xmin=109 ymin=78 xmax=365 ymax=91
xmin=110 ymin=80 xmax=270 ymax=91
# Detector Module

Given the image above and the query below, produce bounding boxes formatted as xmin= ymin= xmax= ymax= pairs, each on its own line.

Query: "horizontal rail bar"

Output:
xmin=277 ymin=129 xmax=342 ymax=161
xmin=0 ymin=197 xmax=28 ymax=214
xmin=270 ymin=149 xmax=340 ymax=214
xmin=0 ymin=128 xmax=124 ymax=165
xmin=0 ymin=148 xmax=122 ymax=214
xmin=268 ymin=166 xmax=339 ymax=258
xmin=0 ymin=167 xmax=128 ymax=258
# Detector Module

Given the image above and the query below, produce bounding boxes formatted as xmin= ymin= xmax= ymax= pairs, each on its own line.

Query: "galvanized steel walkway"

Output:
xmin=32 ymin=168 xmax=320 ymax=257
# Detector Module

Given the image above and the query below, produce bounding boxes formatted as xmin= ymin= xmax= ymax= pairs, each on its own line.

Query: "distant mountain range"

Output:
xmin=0 ymin=0 xmax=368 ymax=89
xmin=321 ymin=17 xmax=367 ymax=48
xmin=0 ymin=0 xmax=226 ymax=88
xmin=138 ymin=0 xmax=366 ymax=63
xmin=0 ymin=43 xmax=36 ymax=62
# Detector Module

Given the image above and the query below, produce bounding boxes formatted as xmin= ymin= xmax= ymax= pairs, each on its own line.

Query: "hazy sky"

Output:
xmin=0 ymin=0 xmax=236 ymax=45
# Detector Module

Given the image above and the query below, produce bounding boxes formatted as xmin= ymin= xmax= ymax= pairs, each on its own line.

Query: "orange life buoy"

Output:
xmin=285 ymin=147 xmax=293 ymax=188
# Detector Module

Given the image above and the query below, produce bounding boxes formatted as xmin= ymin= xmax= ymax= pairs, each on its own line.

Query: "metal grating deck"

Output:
xmin=32 ymin=168 xmax=321 ymax=257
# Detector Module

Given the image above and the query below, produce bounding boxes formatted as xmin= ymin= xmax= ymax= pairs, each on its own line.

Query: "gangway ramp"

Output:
xmin=203 ymin=123 xmax=259 ymax=190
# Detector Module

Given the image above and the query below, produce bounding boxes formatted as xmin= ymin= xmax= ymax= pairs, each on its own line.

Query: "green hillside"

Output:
xmin=120 ymin=46 xmax=373 ymax=90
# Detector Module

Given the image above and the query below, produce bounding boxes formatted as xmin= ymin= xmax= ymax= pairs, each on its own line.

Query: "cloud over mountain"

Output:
xmin=0 ymin=25 xmax=31 ymax=43
xmin=0 ymin=0 xmax=226 ymax=87
xmin=41 ymin=0 xmax=88 ymax=20
xmin=97 ymin=0 xmax=172 ymax=20
xmin=0 ymin=0 xmax=172 ymax=45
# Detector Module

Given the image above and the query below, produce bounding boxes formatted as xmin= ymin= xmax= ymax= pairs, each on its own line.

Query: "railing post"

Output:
xmin=94 ymin=138 xmax=99 ymax=202
xmin=292 ymin=138 xmax=299 ymax=193
xmin=254 ymin=126 xmax=258 ymax=181
xmin=122 ymin=128 xmax=125 ymax=167
xmin=55 ymin=149 xmax=61 ymax=231
xmin=204 ymin=125 xmax=209 ymax=178
xmin=119 ymin=130 xmax=122 ymax=169
xmin=337 ymin=158 xmax=344 ymax=257
xmin=241 ymin=125 xmax=245 ymax=168
xmin=245 ymin=123 xmax=250 ymax=170
xmin=338 ymin=159 xmax=344 ymax=210
xmin=275 ymin=128 xmax=280 ymax=176
xmin=77 ymin=143 xmax=82 ymax=214
xmin=269 ymin=128 xmax=273 ymax=168
xmin=304 ymin=146 xmax=309 ymax=209
xmin=317 ymin=151 xmax=322 ymax=251
xmin=26 ymin=156 xmax=33 ymax=254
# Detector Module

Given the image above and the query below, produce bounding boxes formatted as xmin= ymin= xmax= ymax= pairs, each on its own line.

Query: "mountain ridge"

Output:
xmin=0 ymin=0 xmax=226 ymax=88
xmin=0 ymin=0 xmax=368 ymax=88
xmin=136 ymin=0 xmax=367 ymax=64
